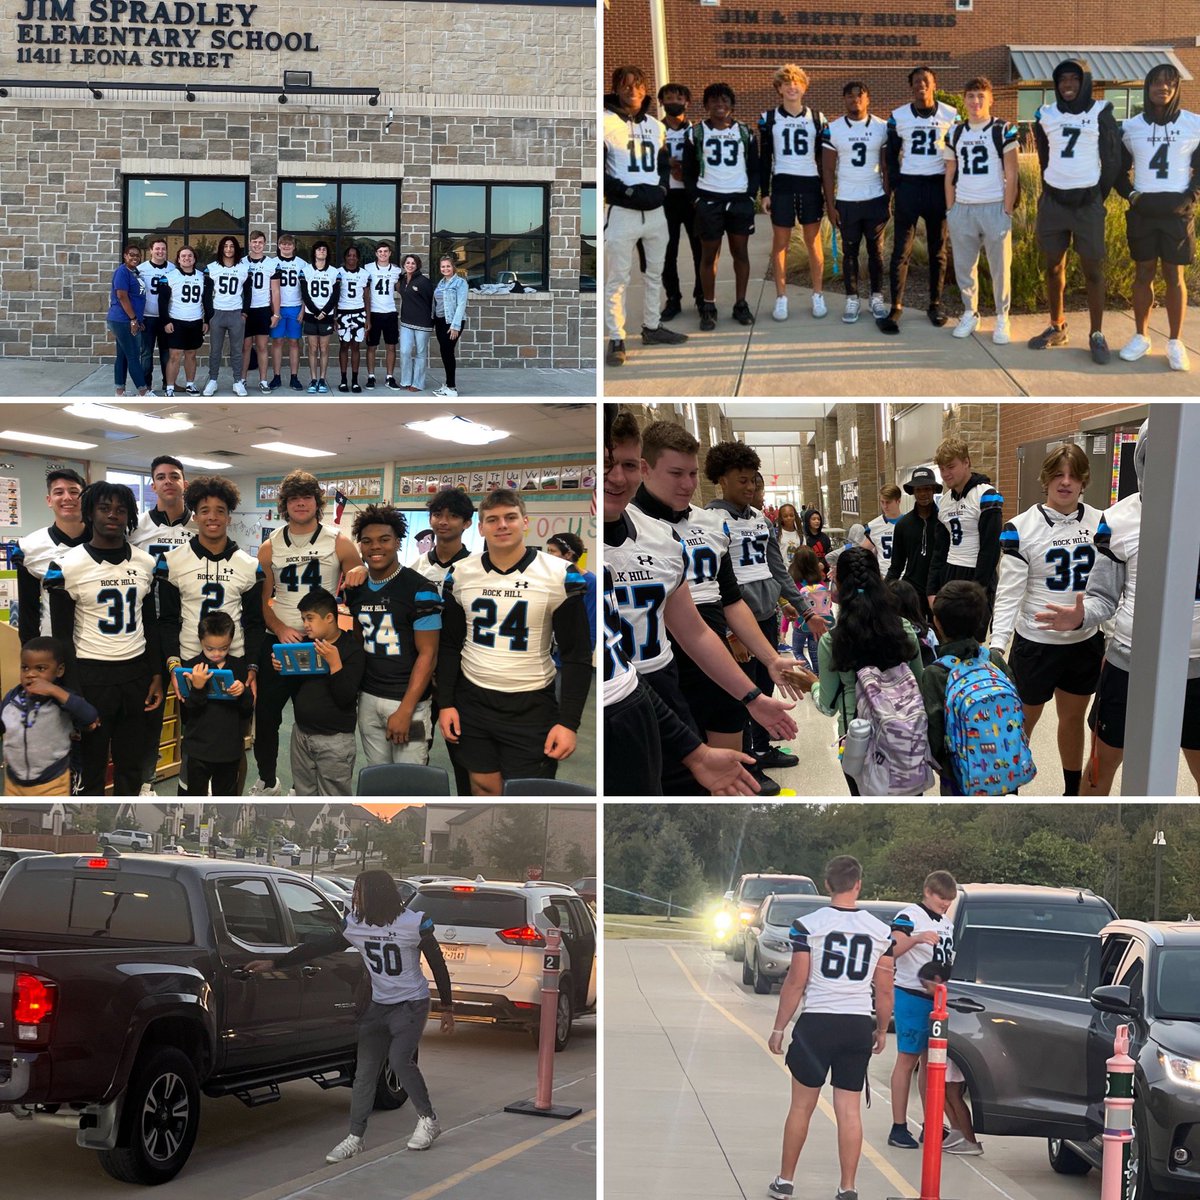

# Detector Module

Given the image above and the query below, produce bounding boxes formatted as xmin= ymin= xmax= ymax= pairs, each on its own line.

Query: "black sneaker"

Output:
xmin=351 ymin=378 xmax=362 ymax=393
xmin=1090 ymin=331 xmax=1111 ymax=365
xmin=1028 ymin=323 xmax=1068 ymax=350
xmin=661 ymin=298 xmax=682 ymax=322
xmin=338 ymin=377 xmax=349 ymax=393
xmin=699 ymin=303 xmax=717 ymax=332
xmin=606 ymin=339 xmax=627 ymax=366
xmin=759 ymin=747 xmax=799 ymax=770
xmin=289 ymin=376 xmax=303 ymax=391
xmin=365 ymin=375 xmax=376 ymax=389
xmin=889 ymin=1125 xmax=920 ymax=1149
xmin=751 ymin=769 xmax=781 ymax=797
xmin=877 ymin=307 xmax=902 ymax=335
xmin=927 ymin=303 xmax=948 ymax=328
xmin=385 ymin=375 xmax=401 ymax=390
xmin=732 ymin=299 xmax=754 ymax=326
xmin=767 ymin=1179 xmax=794 ymax=1200
xmin=642 ymin=324 xmax=688 ymax=346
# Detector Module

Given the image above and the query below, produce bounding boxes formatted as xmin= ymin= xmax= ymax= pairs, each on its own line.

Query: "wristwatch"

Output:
xmin=741 ymin=687 xmax=763 ymax=705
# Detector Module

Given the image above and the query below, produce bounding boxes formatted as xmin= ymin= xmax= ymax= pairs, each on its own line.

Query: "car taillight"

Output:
xmin=497 ymin=925 xmax=545 ymax=946
xmin=452 ymin=886 xmax=475 ymax=893
xmin=87 ymin=858 xmax=111 ymax=869
xmin=14 ymin=973 xmax=56 ymax=1039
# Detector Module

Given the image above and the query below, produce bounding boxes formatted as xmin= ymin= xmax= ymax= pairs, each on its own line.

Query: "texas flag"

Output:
xmin=334 ymin=488 xmax=349 ymax=525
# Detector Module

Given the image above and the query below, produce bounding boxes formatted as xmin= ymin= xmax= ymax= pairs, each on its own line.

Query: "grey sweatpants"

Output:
xmin=208 ymin=308 xmax=245 ymax=381
xmin=605 ymin=204 xmax=669 ymax=340
xmin=290 ymin=728 xmax=356 ymax=795
xmin=946 ymin=201 xmax=1012 ymax=318
xmin=358 ymin=693 xmax=432 ymax=766
xmin=349 ymin=998 xmax=433 ymax=1136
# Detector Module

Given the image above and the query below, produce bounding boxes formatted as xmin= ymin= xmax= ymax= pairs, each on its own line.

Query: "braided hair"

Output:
xmin=80 ymin=481 xmax=139 ymax=536
xmin=827 ymin=546 xmax=909 ymax=673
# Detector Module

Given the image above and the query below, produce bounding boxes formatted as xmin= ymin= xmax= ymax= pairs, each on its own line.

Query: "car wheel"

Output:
xmin=741 ymin=949 xmax=754 ymax=986
xmin=373 ymin=1046 xmax=417 ymax=1110
xmin=753 ymin=961 xmax=772 ymax=995
xmin=732 ymin=937 xmax=745 ymax=963
xmin=1047 ymin=1138 xmax=1091 ymax=1176
xmin=97 ymin=1046 xmax=200 ymax=1185
xmin=532 ymin=979 xmax=574 ymax=1053
xmin=1126 ymin=1107 xmax=1163 ymax=1200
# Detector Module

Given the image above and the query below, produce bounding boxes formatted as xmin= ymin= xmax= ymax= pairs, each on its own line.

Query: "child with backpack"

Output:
xmin=921 ymin=580 xmax=1035 ymax=796
xmin=787 ymin=545 xmax=834 ymax=671
xmin=887 ymin=578 xmax=937 ymax=667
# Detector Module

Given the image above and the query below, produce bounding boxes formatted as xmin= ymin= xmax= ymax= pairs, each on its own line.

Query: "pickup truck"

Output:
xmin=0 ymin=853 xmax=411 ymax=1185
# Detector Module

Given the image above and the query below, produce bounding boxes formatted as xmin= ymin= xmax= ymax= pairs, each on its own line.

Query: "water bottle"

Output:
xmin=841 ymin=718 xmax=871 ymax=779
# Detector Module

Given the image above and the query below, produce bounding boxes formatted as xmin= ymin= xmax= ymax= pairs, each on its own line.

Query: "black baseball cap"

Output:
xmin=904 ymin=466 xmax=943 ymax=495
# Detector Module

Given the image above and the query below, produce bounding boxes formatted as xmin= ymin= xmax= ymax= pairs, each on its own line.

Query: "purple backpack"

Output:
xmin=853 ymin=664 xmax=935 ymax=796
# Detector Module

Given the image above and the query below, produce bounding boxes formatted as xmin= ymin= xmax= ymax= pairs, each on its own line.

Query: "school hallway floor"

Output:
xmin=603 ymin=221 xmax=1200 ymax=397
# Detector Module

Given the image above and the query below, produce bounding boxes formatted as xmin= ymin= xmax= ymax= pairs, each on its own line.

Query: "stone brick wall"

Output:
xmin=941 ymin=401 xmax=998 ymax=488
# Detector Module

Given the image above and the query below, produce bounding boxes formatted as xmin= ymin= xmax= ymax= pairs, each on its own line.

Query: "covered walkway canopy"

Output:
xmin=1010 ymin=46 xmax=1193 ymax=84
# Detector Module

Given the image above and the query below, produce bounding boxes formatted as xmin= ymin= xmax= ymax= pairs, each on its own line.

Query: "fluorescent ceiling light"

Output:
xmin=144 ymin=191 xmax=168 ymax=197
xmin=251 ymin=441 xmax=336 ymax=458
xmin=404 ymin=416 xmax=509 ymax=446
xmin=0 ymin=430 xmax=98 ymax=450
xmin=177 ymin=456 xmax=233 ymax=470
xmin=63 ymin=402 xmax=193 ymax=434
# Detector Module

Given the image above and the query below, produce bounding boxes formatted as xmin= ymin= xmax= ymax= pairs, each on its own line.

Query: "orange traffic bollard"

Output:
xmin=1101 ymin=1024 xmax=1135 ymax=1200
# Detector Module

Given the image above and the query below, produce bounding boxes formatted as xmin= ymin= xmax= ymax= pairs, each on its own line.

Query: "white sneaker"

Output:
xmin=1119 ymin=333 xmax=1152 ymax=362
xmin=432 ymin=385 xmax=458 ymax=397
xmin=203 ymin=379 xmax=219 ymax=397
xmin=945 ymin=1140 xmax=984 ymax=1156
xmin=811 ymin=292 xmax=827 ymax=318
xmin=233 ymin=379 xmax=248 ymax=396
xmin=407 ymin=1115 xmax=441 ymax=1151
xmin=1167 ymin=339 xmax=1191 ymax=372
xmin=772 ymin=295 xmax=789 ymax=321
xmin=953 ymin=311 xmax=980 ymax=339
xmin=165 ymin=385 xmax=175 ymax=396
xmin=142 ymin=390 xmax=158 ymax=397
xmin=325 ymin=1133 xmax=363 ymax=1163
xmin=992 ymin=317 xmax=1011 ymax=345
xmin=248 ymin=778 xmax=282 ymax=797
xmin=137 ymin=783 xmax=157 ymax=797
xmin=869 ymin=293 xmax=887 ymax=319
xmin=842 ymin=295 xmax=861 ymax=323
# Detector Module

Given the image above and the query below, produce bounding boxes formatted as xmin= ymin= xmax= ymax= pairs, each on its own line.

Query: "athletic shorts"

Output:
xmin=338 ymin=310 xmax=367 ymax=343
xmin=1036 ymin=190 xmax=1106 ymax=261
xmin=785 ymin=1013 xmax=875 ymax=1091
xmin=894 ymin=987 xmax=934 ymax=1055
xmin=694 ymin=192 xmax=756 ymax=241
xmin=244 ymin=306 xmax=273 ymax=338
xmin=1126 ymin=206 xmax=1196 ymax=267
xmin=452 ymin=675 xmax=560 ymax=779
xmin=303 ymin=315 xmax=335 ymax=338
xmin=1009 ymin=630 xmax=1105 ymax=707
xmin=367 ymin=311 xmax=399 ymax=346
xmin=672 ymin=627 xmax=746 ymax=735
xmin=168 ymin=318 xmax=204 ymax=351
xmin=270 ymin=305 xmax=302 ymax=339
xmin=1089 ymin=660 xmax=1200 ymax=751
xmin=770 ymin=175 xmax=823 ymax=227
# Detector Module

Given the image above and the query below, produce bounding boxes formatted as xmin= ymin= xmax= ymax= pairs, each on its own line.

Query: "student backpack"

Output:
xmin=949 ymin=118 xmax=1021 ymax=204
xmin=938 ymin=647 xmax=1036 ymax=796
xmin=852 ymin=663 xmax=935 ymax=796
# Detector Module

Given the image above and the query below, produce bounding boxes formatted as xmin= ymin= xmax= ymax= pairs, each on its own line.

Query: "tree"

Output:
xmin=564 ymin=841 xmax=591 ymax=878
xmin=485 ymin=806 xmax=553 ymax=879
xmin=320 ymin=825 xmax=339 ymax=852
xmin=641 ymin=824 xmax=705 ymax=915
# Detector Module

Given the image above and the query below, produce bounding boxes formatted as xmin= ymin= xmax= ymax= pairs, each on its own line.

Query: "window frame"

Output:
xmin=431 ymin=181 xmax=551 ymax=290
xmin=276 ymin=178 xmax=403 ymax=267
xmin=123 ymin=175 xmax=250 ymax=268
xmin=580 ymin=183 xmax=596 ymax=294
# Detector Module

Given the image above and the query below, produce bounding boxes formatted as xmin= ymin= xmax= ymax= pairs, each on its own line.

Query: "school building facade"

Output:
xmin=1 ymin=0 xmax=597 ymax=370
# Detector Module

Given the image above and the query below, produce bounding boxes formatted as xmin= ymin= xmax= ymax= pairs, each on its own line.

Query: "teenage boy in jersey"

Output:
xmin=944 ymin=78 xmax=1019 ymax=344
xmin=241 ymin=230 xmax=278 ymax=394
xmin=879 ymin=67 xmax=957 ymax=333
xmin=137 ymin=236 xmax=176 ymax=391
xmin=159 ymin=245 xmax=207 ymax=396
xmin=603 ymin=65 xmax=690 ymax=366
xmin=864 ymin=484 xmax=902 ymax=569
xmin=300 ymin=240 xmax=341 ymax=394
xmin=1115 ymin=64 xmax=1200 ymax=372
xmin=14 ymin=469 xmax=88 ymax=645
xmin=990 ymin=443 xmax=1103 ymax=796
xmin=886 ymin=467 xmax=942 ymax=622
xmin=760 ymin=64 xmax=827 ymax=322
xmin=767 ymin=855 xmax=895 ymax=1200
xmin=269 ymin=233 xmax=307 ymax=391
xmin=364 ymin=242 xmax=402 ymax=388
xmin=253 ymin=470 xmax=366 ymax=796
xmin=684 ymin=82 xmax=760 ymax=331
xmin=1029 ymin=60 xmax=1122 ymax=363
xmin=337 ymin=245 xmax=371 ymax=393
xmin=203 ymin=235 xmax=250 ymax=396
xmin=45 ymin=482 xmax=163 ymax=797
xmin=658 ymin=82 xmax=704 ymax=322
xmin=344 ymin=505 xmax=443 ymax=768
xmin=887 ymin=870 xmax=957 ymax=1149
xmin=822 ymin=81 xmax=890 ymax=323
xmin=437 ymin=489 xmax=592 ymax=795
xmin=927 ymin=437 xmax=1004 ymax=638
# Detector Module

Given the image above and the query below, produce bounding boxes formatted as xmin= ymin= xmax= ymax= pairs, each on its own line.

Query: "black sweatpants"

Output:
xmin=604 ymin=687 xmax=665 ymax=796
xmin=889 ymin=175 xmax=948 ymax=309
xmin=662 ymin=189 xmax=703 ymax=305
xmin=187 ymin=758 xmax=240 ymax=797
xmin=838 ymin=196 xmax=889 ymax=296
xmin=741 ymin=615 xmax=779 ymax=759
xmin=78 ymin=671 xmax=156 ymax=796
xmin=434 ymin=317 xmax=459 ymax=388
xmin=643 ymin=662 xmax=706 ymax=795
xmin=253 ymin=654 xmax=300 ymax=785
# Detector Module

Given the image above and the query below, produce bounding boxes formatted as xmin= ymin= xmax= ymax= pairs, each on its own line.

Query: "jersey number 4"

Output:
xmin=96 ymin=586 xmax=139 ymax=635
xmin=278 ymin=559 xmax=323 ymax=592
xmin=820 ymin=932 xmax=873 ymax=980
xmin=1045 ymin=544 xmax=1095 ymax=591
xmin=1148 ymin=143 xmax=1171 ymax=179
xmin=471 ymin=598 xmax=529 ymax=651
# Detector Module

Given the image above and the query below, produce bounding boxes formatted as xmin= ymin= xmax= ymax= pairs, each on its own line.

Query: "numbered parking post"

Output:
xmin=1101 ymin=1024 xmax=1135 ymax=1200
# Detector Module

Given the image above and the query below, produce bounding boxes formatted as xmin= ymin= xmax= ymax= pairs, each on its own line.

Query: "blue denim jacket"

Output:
xmin=433 ymin=274 xmax=468 ymax=329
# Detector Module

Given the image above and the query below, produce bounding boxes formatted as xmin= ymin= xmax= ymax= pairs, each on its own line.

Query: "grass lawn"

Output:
xmin=603 ymin=913 xmax=711 ymax=940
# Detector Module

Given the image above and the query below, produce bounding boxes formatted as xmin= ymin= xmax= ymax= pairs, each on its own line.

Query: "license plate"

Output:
xmin=441 ymin=945 xmax=466 ymax=961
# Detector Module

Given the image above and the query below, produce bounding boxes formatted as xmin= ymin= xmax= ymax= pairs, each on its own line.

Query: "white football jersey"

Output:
xmin=661 ymin=505 xmax=731 ymax=608
xmin=159 ymin=539 xmax=263 ymax=658
xmin=337 ymin=267 xmax=370 ymax=312
xmin=1037 ymin=100 xmax=1107 ymax=190
xmin=664 ymin=123 xmax=689 ymax=190
xmin=690 ymin=121 xmax=751 ymax=194
xmin=1122 ymin=111 xmax=1200 ymax=193
xmin=167 ymin=270 xmax=206 ymax=322
xmin=602 ymin=567 xmax=640 ymax=706
xmin=243 ymin=255 xmax=275 ymax=309
xmin=302 ymin=263 xmax=339 ymax=310
xmin=411 ymin=547 xmax=473 ymax=596
xmin=789 ymin=905 xmax=894 ymax=1016
xmin=866 ymin=514 xmax=899 ymax=565
xmin=719 ymin=507 xmax=774 ymax=586
xmin=364 ymin=262 xmax=400 ymax=314
xmin=343 ymin=907 xmax=433 ymax=1005
xmin=130 ymin=508 xmax=198 ymax=560
xmin=991 ymin=502 xmax=1104 ymax=650
xmin=47 ymin=543 xmax=157 ymax=662
xmin=14 ymin=525 xmax=87 ymax=637
xmin=266 ymin=523 xmax=342 ymax=631
xmin=823 ymin=114 xmax=888 ymax=201
xmin=939 ymin=479 xmax=1004 ymax=570
xmin=890 ymin=102 xmax=956 ymax=177
xmin=891 ymin=903 xmax=954 ymax=993
xmin=136 ymin=259 xmax=177 ymax=319
xmin=947 ymin=120 xmax=1018 ymax=204
xmin=605 ymin=505 xmax=688 ymax=675
xmin=762 ymin=106 xmax=823 ymax=179
xmin=272 ymin=255 xmax=307 ymax=307
xmin=206 ymin=260 xmax=249 ymax=311
xmin=604 ymin=108 xmax=666 ymax=189
xmin=443 ymin=549 xmax=584 ymax=692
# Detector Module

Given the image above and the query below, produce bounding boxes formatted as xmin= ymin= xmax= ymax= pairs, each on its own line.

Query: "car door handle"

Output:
xmin=231 ymin=968 xmax=251 ymax=980
xmin=300 ymin=965 xmax=321 ymax=977
xmin=947 ymin=998 xmax=986 ymax=1013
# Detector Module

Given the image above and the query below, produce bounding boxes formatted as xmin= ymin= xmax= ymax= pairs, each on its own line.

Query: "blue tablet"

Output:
xmin=173 ymin=666 xmax=237 ymax=700
xmin=274 ymin=643 xmax=330 ymax=676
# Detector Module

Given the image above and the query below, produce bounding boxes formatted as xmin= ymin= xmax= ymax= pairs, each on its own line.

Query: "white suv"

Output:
xmin=414 ymin=878 xmax=597 ymax=1051
xmin=100 ymin=829 xmax=153 ymax=851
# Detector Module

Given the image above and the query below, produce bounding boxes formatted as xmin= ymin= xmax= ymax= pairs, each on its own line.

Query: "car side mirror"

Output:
xmin=1091 ymin=984 xmax=1138 ymax=1016
xmin=723 ymin=891 xmax=734 ymax=902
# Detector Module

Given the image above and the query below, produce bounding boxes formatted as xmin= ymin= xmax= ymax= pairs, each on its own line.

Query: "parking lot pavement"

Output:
xmin=6 ymin=1019 xmax=595 ymax=1200
xmin=606 ymin=937 xmax=1099 ymax=1200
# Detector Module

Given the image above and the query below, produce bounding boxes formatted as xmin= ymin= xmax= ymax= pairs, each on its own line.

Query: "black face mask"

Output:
xmin=663 ymin=102 xmax=687 ymax=118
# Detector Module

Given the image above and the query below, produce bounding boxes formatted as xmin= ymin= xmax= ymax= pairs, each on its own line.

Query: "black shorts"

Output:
xmin=1126 ymin=206 xmax=1196 ymax=266
xmin=672 ymin=624 xmax=746 ymax=734
xmin=367 ymin=311 xmax=399 ymax=346
xmin=1089 ymin=660 xmax=1200 ymax=751
xmin=785 ymin=1013 xmax=876 ymax=1091
xmin=244 ymin=306 xmax=273 ymax=338
xmin=303 ymin=315 xmax=335 ymax=337
xmin=694 ymin=192 xmax=756 ymax=241
xmin=1037 ymin=190 xmax=1106 ymax=261
xmin=452 ymin=675 xmax=560 ymax=779
xmin=770 ymin=175 xmax=823 ymax=227
xmin=604 ymin=686 xmax=665 ymax=796
xmin=1009 ymin=630 xmax=1105 ymax=707
xmin=167 ymin=318 xmax=204 ymax=351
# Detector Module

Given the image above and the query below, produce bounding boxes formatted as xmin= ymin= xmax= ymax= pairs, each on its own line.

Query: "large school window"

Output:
xmin=124 ymin=177 xmax=249 ymax=269
xmin=277 ymin=181 xmax=401 ymax=265
xmin=1016 ymin=87 xmax=1056 ymax=123
xmin=580 ymin=184 xmax=596 ymax=293
xmin=1103 ymin=88 xmax=1145 ymax=121
xmin=431 ymin=183 xmax=549 ymax=290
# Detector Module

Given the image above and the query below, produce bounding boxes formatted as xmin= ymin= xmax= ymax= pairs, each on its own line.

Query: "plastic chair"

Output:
xmin=356 ymin=763 xmax=451 ymax=796
xmin=501 ymin=778 xmax=595 ymax=797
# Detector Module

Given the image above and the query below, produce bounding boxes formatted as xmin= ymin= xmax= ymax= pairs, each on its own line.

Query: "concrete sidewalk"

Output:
xmin=604 ymin=222 xmax=1200 ymax=397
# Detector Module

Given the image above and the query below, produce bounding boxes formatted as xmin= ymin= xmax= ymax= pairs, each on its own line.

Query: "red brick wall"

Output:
xmin=605 ymin=0 xmax=1200 ymax=122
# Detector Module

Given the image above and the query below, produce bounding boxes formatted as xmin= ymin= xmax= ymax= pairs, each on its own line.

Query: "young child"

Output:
xmin=888 ymin=578 xmax=937 ymax=667
xmin=1 ymin=637 xmax=98 ymax=796
xmin=917 ymin=960 xmax=983 ymax=1154
xmin=179 ymin=611 xmax=255 ymax=797
xmin=787 ymin=545 xmax=833 ymax=671
xmin=272 ymin=587 xmax=366 ymax=796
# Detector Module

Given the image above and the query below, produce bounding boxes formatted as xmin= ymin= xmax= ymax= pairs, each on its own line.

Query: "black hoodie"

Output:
xmin=1115 ymin=65 xmax=1200 ymax=213
xmin=603 ymin=93 xmax=671 ymax=211
xmin=802 ymin=509 xmax=832 ymax=558
xmin=1033 ymin=59 xmax=1123 ymax=201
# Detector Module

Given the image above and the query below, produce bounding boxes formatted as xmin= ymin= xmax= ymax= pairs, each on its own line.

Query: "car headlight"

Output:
xmin=1159 ymin=1049 xmax=1200 ymax=1088
xmin=738 ymin=910 xmax=753 ymax=923
xmin=714 ymin=912 xmax=732 ymax=935
xmin=762 ymin=936 xmax=792 ymax=954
